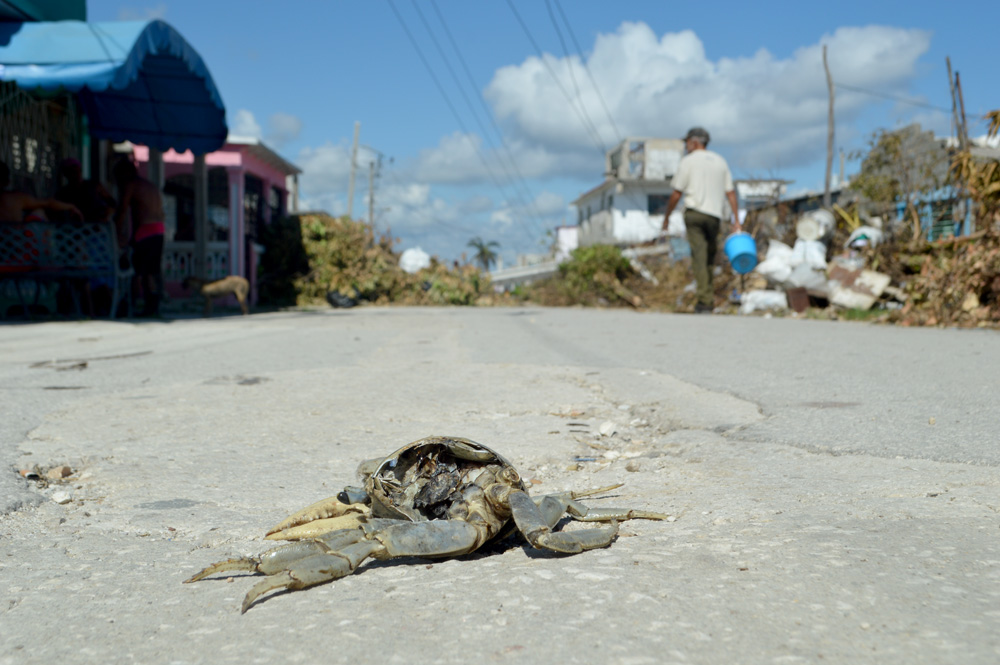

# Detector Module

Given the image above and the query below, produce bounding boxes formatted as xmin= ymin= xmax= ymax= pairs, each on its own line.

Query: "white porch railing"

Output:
xmin=163 ymin=241 xmax=230 ymax=281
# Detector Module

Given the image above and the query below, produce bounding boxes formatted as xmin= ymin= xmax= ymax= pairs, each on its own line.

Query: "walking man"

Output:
xmin=662 ymin=127 xmax=740 ymax=313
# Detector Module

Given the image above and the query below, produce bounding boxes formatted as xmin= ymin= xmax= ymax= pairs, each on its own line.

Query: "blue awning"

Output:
xmin=0 ymin=19 xmax=227 ymax=154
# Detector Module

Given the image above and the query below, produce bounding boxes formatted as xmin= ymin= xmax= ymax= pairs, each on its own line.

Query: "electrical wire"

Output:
xmin=543 ymin=1 xmax=656 ymax=224
xmin=503 ymin=0 xmax=608 ymax=157
xmin=410 ymin=0 xmax=547 ymax=238
xmin=385 ymin=0 xmax=542 ymax=245
xmin=427 ymin=0 xmax=551 ymax=237
xmin=552 ymin=0 xmax=623 ymax=142
xmin=835 ymin=83 xmax=952 ymax=113
xmin=543 ymin=0 xmax=612 ymax=149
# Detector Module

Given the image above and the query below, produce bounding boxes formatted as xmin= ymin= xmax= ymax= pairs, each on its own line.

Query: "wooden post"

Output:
xmin=193 ymin=153 xmax=208 ymax=279
xmin=955 ymin=72 xmax=969 ymax=149
xmin=228 ymin=166 xmax=244 ymax=278
xmin=823 ymin=45 xmax=834 ymax=209
xmin=946 ymin=57 xmax=963 ymax=150
xmin=347 ymin=121 xmax=360 ymax=220
xmin=147 ymin=148 xmax=164 ymax=190
xmin=368 ymin=160 xmax=375 ymax=229
xmin=288 ymin=173 xmax=299 ymax=213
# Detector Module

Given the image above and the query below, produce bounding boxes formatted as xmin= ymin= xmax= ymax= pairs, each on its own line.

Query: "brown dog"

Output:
xmin=183 ymin=275 xmax=250 ymax=316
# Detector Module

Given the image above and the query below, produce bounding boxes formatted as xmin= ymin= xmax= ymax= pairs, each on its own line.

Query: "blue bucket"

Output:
xmin=724 ymin=232 xmax=758 ymax=275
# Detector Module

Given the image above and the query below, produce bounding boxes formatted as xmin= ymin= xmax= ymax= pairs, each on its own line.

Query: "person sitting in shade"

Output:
xmin=55 ymin=158 xmax=116 ymax=223
xmin=0 ymin=160 xmax=82 ymax=222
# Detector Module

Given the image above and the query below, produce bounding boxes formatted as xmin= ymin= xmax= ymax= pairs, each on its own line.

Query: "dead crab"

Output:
xmin=185 ymin=436 xmax=667 ymax=612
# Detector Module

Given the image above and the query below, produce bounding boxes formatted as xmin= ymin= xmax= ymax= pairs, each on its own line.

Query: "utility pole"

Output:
xmin=955 ymin=72 xmax=969 ymax=149
xmin=368 ymin=160 xmax=375 ymax=230
xmin=946 ymin=57 xmax=964 ymax=150
xmin=347 ymin=121 xmax=360 ymax=220
xmin=823 ymin=45 xmax=834 ymax=209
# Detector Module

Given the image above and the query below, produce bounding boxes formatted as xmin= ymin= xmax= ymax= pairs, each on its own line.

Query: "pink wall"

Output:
xmin=132 ymin=145 xmax=292 ymax=187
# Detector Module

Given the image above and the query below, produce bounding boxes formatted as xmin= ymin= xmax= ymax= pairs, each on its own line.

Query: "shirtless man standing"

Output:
xmin=0 ymin=160 xmax=82 ymax=222
xmin=113 ymin=158 xmax=165 ymax=317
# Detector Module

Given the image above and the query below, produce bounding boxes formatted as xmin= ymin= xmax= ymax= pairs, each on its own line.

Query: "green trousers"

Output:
xmin=684 ymin=209 xmax=721 ymax=307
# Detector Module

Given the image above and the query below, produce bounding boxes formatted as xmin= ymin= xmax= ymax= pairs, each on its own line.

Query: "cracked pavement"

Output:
xmin=2 ymin=307 xmax=998 ymax=664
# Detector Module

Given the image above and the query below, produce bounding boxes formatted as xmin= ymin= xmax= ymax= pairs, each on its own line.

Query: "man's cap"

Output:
xmin=684 ymin=127 xmax=710 ymax=144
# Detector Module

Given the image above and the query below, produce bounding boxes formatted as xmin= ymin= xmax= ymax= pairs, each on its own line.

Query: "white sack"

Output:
xmin=399 ymin=247 xmax=431 ymax=274
xmin=739 ymin=289 xmax=789 ymax=315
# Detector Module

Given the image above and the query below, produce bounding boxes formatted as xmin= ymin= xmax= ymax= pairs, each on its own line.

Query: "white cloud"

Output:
xmin=230 ymin=109 xmax=262 ymax=140
xmin=484 ymin=22 xmax=933 ymax=175
xmin=457 ymin=195 xmax=493 ymax=215
xmin=406 ymin=131 xmax=594 ymax=186
xmin=266 ymin=113 xmax=304 ymax=150
xmin=117 ymin=3 xmax=166 ymax=20
xmin=295 ymin=142 xmax=351 ymax=191
xmin=530 ymin=190 xmax=567 ymax=216
xmin=229 ymin=109 xmax=304 ymax=150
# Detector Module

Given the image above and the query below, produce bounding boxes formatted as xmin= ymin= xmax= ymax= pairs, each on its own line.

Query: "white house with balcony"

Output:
xmin=572 ymin=138 xmax=687 ymax=247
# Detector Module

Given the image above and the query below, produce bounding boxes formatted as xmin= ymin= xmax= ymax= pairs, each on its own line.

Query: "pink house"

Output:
xmin=130 ymin=137 xmax=301 ymax=304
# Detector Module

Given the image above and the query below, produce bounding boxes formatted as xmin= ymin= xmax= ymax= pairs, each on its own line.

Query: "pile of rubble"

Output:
xmin=890 ymin=232 xmax=1000 ymax=327
xmin=736 ymin=207 xmax=999 ymax=328
xmin=267 ymin=213 xmax=498 ymax=308
xmin=738 ymin=209 xmax=906 ymax=318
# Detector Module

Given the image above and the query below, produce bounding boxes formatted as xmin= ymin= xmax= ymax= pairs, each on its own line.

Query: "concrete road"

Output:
xmin=1 ymin=307 xmax=998 ymax=665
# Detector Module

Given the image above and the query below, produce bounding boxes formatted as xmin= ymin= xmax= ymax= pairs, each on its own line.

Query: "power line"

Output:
xmin=427 ymin=0 xmax=551 ymax=238
xmin=541 ymin=0 xmax=652 ymax=223
xmin=410 ymin=0 xmax=547 ymax=238
xmin=385 ymin=0 xmax=541 ymax=245
xmin=543 ymin=0 xmax=601 ymax=144
xmin=503 ymin=0 xmax=608 ymax=157
xmin=551 ymin=0 xmax=623 ymax=142
xmin=835 ymin=83 xmax=952 ymax=113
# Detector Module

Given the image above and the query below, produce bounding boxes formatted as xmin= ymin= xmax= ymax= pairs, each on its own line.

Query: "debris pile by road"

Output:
xmin=890 ymin=232 xmax=1000 ymax=327
xmin=262 ymin=213 xmax=497 ymax=308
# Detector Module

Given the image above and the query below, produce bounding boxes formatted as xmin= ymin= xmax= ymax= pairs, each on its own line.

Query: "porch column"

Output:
xmin=228 ymin=166 xmax=245 ymax=278
xmin=288 ymin=174 xmax=299 ymax=213
xmin=261 ymin=178 xmax=273 ymax=224
xmin=193 ymin=153 xmax=208 ymax=279
xmin=147 ymin=148 xmax=165 ymax=190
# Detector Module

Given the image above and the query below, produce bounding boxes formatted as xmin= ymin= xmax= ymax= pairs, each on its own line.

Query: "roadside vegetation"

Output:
xmin=257 ymin=212 xmax=499 ymax=308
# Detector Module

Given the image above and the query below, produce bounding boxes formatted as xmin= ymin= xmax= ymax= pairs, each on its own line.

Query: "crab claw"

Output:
xmin=265 ymin=497 xmax=368 ymax=539
xmin=508 ymin=490 xmax=620 ymax=554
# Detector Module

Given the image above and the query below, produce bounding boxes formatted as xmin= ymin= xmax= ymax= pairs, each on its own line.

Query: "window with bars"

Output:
xmin=0 ymin=81 xmax=79 ymax=198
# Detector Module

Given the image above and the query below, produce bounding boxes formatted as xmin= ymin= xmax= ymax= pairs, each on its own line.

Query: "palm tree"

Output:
xmin=467 ymin=237 xmax=500 ymax=272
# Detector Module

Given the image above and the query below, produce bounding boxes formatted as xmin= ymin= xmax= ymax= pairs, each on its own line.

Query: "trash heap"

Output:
xmin=738 ymin=208 xmax=907 ymax=317
xmin=262 ymin=212 xmax=496 ymax=308
xmin=889 ymin=232 xmax=1000 ymax=327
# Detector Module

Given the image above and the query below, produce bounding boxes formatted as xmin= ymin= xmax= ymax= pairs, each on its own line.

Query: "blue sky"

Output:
xmin=89 ymin=1 xmax=997 ymax=264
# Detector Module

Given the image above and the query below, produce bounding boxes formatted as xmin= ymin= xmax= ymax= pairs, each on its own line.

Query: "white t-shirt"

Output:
xmin=671 ymin=149 xmax=734 ymax=220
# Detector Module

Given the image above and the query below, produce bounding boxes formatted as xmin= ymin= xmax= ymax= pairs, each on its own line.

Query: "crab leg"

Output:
xmin=240 ymin=540 xmax=382 ymax=613
xmin=534 ymin=488 xmax=668 ymax=526
xmin=508 ymin=489 xmax=618 ymax=554
xmin=183 ymin=540 xmax=334 ymax=583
